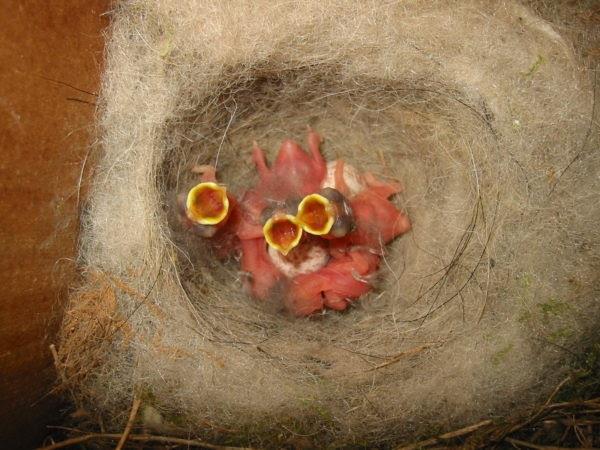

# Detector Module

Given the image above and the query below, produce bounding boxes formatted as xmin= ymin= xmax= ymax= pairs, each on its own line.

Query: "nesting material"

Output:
xmin=59 ymin=0 xmax=599 ymax=446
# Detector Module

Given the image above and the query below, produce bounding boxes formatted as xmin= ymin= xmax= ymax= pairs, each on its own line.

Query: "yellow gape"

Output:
xmin=296 ymin=193 xmax=335 ymax=236
xmin=185 ymin=182 xmax=229 ymax=225
xmin=262 ymin=213 xmax=303 ymax=255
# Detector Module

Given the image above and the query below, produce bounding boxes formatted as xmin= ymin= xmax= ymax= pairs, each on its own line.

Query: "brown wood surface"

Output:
xmin=0 ymin=2 xmax=109 ymax=448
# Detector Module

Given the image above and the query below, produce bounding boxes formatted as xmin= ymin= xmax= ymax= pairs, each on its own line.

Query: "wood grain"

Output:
xmin=0 ymin=2 xmax=109 ymax=448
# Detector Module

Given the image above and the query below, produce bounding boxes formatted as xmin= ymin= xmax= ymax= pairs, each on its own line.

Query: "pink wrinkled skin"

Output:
xmin=286 ymin=249 xmax=380 ymax=316
xmin=230 ymin=129 xmax=410 ymax=316
xmin=284 ymin=173 xmax=411 ymax=316
xmin=239 ymin=238 xmax=281 ymax=299
xmin=251 ymin=130 xmax=327 ymax=201
xmin=346 ymin=176 xmax=411 ymax=249
xmin=235 ymin=129 xmax=327 ymax=299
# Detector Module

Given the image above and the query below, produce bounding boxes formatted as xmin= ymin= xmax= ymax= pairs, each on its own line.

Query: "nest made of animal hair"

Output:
xmin=57 ymin=0 xmax=600 ymax=447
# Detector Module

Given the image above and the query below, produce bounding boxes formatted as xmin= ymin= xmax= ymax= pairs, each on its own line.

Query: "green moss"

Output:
xmin=492 ymin=343 xmax=514 ymax=366
xmin=518 ymin=295 xmax=574 ymax=331
xmin=161 ymin=411 xmax=188 ymax=427
xmin=537 ymin=297 xmax=571 ymax=324
xmin=298 ymin=397 xmax=336 ymax=427
xmin=582 ymin=343 xmax=600 ymax=372
xmin=138 ymin=386 xmax=157 ymax=404
xmin=523 ymin=54 xmax=545 ymax=77
xmin=313 ymin=403 xmax=335 ymax=424
xmin=537 ymin=297 xmax=570 ymax=317
xmin=158 ymin=35 xmax=174 ymax=58
xmin=518 ymin=272 xmax=533 ymax=289
xmin=518 ymin=309 xmax=532 ymax=324
xmin=547 ymin=327 xmax=574 ymax=344
xmin=516 ymin=273 xmax=535 ymax=310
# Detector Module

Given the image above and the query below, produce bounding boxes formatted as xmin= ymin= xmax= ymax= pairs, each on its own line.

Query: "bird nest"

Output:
xmin=57 ymin=0 xmax=600 ymax=447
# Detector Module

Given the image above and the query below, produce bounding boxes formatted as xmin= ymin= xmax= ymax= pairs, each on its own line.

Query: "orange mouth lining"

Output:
xmin=297 ymin=193 xmax=334 ymax=235
xmin=263 ymin=214 xmax=303 ymax=255
xmin=186 ymin=182 xmax=229 ymax=225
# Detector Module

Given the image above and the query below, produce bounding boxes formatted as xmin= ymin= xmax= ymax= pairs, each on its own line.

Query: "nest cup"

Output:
xmin=59 ymin=0 xmax=600 ymax=446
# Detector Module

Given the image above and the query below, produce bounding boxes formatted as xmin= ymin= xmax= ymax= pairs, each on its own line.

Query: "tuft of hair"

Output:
xmin=58 ymin=0 xmax=599 ymax=446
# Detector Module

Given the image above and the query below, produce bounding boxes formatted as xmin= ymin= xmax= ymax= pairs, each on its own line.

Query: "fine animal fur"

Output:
xmin=58 ymin=0 xmax=599 ymax=446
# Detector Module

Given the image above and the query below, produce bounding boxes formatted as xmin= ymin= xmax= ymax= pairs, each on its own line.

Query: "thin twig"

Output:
xmin=493 ymin=381 xmax=597 ymax=442
xmin=504 ymin=437 xmax=593 ymax=450
xmin=544 ymin=376 xmax=572 ymax=406
xmin=365 ymin=344 xmax=432 ymax=372
xmin=39 ymin=344 xmax=79 ymax=409
xmin=544 ymin=398 xmax=600 ymax=411
xmin=114 ymin=395 xmax=141 ymax=450
xmin=37 ymin=433 xmax=254 ymax=450
xmin=396 ymin=419 xmax=493 ymax=449
xmin=49 ymin=344 xmax=67 ymax=386
xmin=497 ymin=379 xmax=572 ymax=439
xmin=38 ymin=434 xmax=100 ymax=450
xmin=438 ymin=419 xmax=493 ymax=439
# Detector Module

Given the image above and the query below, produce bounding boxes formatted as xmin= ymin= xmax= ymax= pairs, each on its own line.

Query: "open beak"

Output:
xmin=297 ymin=189 xmax=355 ymax=238
xmin=263 ymin=213 xmax=303 ymax=255
xmin=296 ymin=193 xmax=335 ymax=236
xmin=185 ymin=182 xmax=230 ymax=225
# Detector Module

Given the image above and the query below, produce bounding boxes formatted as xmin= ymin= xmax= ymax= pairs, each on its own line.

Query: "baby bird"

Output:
xmin=236 ymin=130 xmax=329 ymax=298
xmin=286 ymin=166 xmax=411 ymax=316
xmin=177 ymin=164 xmax=237 ymax=239
xmin=286 ymin=249 xmax=380 ymax=316
xmin=202 ymin=129 xmax=412 ymax=317
xmin=296 ymin=187 xmax=355 ymax=239
xmin=252 ymin=128 xmax=327 ymax=201
xmin=262 ymin=213 xmax=303 ymax=256
xmin=345 ymin=173 xmax=411 ymax=249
